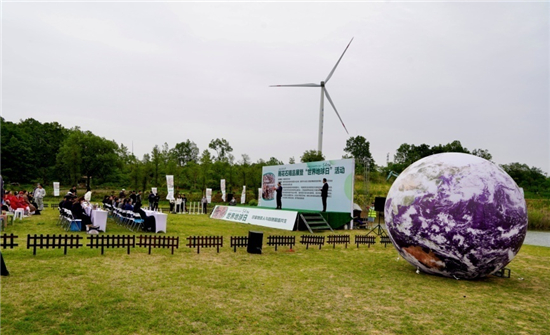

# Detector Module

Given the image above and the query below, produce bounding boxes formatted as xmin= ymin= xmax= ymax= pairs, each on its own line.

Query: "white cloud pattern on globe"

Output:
xmin=385 ymin=153 xmax=527 ymax=279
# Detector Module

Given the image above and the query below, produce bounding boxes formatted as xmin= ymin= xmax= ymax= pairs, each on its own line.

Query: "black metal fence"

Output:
xmin=300 ymin=235 xmax=325 ymax=250
xmin=87 ymin=235 xmax=135 ymax=255
xmin=267 ymin=235 xmax=295 ymax=251
xmin=187 ymin=236 xmax=223 ymax=254
xmin=136 ymin=235 xmax=179 ymax=254
xmin=327 ymin=235 xmax=350 ymax=248
xmin=354 ymin=235 xmax=376 ymax=248
xmin=230 ymin=236 xmax=248 ymax=252
xmin=1 ymin=233 xmax=19 ymax=249
xmin=27 ymin=234 xmax=83 ymax=255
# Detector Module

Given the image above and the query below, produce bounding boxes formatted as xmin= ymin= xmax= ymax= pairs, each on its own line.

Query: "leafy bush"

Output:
xmin=248 ymin=199 xmax=258 ymax=206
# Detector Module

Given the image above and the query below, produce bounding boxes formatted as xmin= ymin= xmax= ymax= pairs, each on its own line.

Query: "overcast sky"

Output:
xmin=2 ymin=1 xmax=549 ymax=174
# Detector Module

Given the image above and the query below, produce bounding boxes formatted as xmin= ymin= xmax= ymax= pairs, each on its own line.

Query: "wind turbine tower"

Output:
xmin=270 ymin=38 xmax=353 ymax=153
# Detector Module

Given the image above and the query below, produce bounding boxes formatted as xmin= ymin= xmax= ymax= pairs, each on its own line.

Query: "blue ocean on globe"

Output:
xmin=384 ymin=153 xmax=528 ymax=279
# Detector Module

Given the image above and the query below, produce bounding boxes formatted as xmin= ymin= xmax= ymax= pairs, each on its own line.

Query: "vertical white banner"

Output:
xmin=221 ymin=179 xmax=226 ymax=202
xmin=240 ymin=186 xmax=246 ymax=204
xmin=166 ymin=175 xmax=174 ymax=200
xmin=53 ymin=182 xmax=60 ymax=196
xmin=206 ymin=188 xmax=212 ymax=203
xmin=152 ymin=187 xmax=157 ymax=194
xmin=258 ymin=188 xmax=262 ymax=206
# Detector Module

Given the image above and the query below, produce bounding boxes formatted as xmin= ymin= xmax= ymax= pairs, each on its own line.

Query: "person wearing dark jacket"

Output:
xmin=138 ymin=208 xmax=156 ymax=232
xmin=320 ymin=178 xmax=329 ymax=212
xmin=148 ymin=192 xmax=155 ymax=209
xmin=71 ymin=197 xmax=94 ymax=231
xmin=274 ymin=182 xmax=283 ymax=209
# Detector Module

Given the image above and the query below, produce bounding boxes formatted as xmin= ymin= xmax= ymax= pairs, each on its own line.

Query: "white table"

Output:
xmin=84 ymin=206 xmax=108 ymax=232
xmin=143 ymin=210 xmax=168 ymax=233
xmin=91 ymin=209 xmax=108 ymax=232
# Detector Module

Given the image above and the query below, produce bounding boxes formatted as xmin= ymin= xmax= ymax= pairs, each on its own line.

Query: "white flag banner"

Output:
xmin=221 ymin=179 xmax=226 ymax=202
xmin=206 ymin=188 xmax=212 ymax=203
xmin=240 ymin=186 xmax=246 ymax=204
xmin=166 ymin=175 xmax=175 ymax=200
xmin=152 ymin=187 xmax=157 ymax=194
xmin=258 ymin=188 xmax=262 ymax=206
xmin=53 ymin=182 xmax=60 ymax=197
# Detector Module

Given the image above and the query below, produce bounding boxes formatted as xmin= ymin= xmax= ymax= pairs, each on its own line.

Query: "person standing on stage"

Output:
xmin=274 ymin=182 xmax=282 ymax=209
xmin=320 ymin=178 xmax=329 ymax=212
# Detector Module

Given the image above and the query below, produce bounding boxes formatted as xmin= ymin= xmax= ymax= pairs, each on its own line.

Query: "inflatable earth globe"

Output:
xmin=385 ymin=153 xmax=527 ymax=279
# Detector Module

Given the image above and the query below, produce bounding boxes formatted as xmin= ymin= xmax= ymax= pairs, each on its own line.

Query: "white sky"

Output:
xmin=2 ymin=1 xmax=549 ymax=173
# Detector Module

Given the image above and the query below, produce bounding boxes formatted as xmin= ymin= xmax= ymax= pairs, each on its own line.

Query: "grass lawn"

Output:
xmin=1 ymin=208 xmax=549 ymax=334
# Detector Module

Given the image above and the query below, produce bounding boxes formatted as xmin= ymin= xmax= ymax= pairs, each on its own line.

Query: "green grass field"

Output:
xmin=1 ymin=208 xmax=549 ymax=334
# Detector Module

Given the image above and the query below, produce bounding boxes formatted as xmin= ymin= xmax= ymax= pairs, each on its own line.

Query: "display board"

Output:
xmin=210 ymin=205 xmax=297 ymax=230
xmin=260 ymin=159 xmax=355 ymax=213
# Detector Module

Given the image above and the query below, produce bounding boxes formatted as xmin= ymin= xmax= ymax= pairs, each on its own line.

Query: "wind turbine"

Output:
xmin=270 ymin=38 xmax=353 ymax=154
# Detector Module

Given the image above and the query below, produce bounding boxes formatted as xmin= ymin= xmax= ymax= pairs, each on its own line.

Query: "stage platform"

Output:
xmin=255 ymin=207 xmax=352 ymax=230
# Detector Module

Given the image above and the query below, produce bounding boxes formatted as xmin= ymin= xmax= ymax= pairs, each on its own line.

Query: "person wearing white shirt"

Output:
xmin=84 ymin=188 xmax=92 ymax=203
xmin=33 ymin=184 xmax=46 ymax=211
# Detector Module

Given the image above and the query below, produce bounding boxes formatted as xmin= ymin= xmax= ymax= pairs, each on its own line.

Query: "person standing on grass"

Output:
xmin=148 ymin=191 xmax=155 ymax=209
xmin=33 ymin=183 xmax=46 ymax=212
xmin=320 ymin=178 xmax=329 ymax=212
xmin=201 ymin=194 xmax=208 ymax=214
xmin=274 ymin=182 xmax=283 ymax=209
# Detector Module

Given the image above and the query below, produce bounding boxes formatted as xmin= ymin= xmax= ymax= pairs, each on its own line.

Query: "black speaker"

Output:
xmin=374 ymin=197 xmax=386 ymax=212
xmin=247 ymin=231 xmax=263 ymax=254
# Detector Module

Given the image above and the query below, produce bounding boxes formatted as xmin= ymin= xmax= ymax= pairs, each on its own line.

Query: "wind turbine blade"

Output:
xmin=270 ymin=83 xmax=321 ymax=87
xmin=325 ymin=37 xmax=354 ymax=83
xmin=324 ymin=88 xmax=349 ymax=134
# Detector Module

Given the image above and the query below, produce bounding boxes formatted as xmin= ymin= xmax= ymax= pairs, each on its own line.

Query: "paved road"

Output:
xmin=524 ymin=231 xmax=550 ymax=247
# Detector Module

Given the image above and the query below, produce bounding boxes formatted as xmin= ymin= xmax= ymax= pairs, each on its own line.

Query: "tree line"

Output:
xmin=1 ymin=118 xmax=548 ymax=197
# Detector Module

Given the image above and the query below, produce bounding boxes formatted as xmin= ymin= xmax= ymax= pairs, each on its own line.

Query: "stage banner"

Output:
xmin=261 ymin=158 xmax=355 ymax=213
xmin=53 ymin=182 xmax=60 ymax=196
xmin=206 ymin=188 xmax=212 ymax=203
xmin=241 ymin=186 xmax=246 ymax=204
xmin=166 ymin=175 xmax=174 ymax=200
xmin=221 ymin=179 xmax=226 ymax=202
xmin=210 ymin=205 xmax=297 ymax=230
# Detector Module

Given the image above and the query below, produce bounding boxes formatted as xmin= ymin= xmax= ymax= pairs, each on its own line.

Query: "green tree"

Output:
xmin=0 ymin=118 xmax=35 ymax=183
xmin=171 ymin=140 xmax=199 ymax=166
xmin=18 ymin=118 xmax=69 ymax=183
xmin=300 ymin=150 xmax=325 ymax=163
xmin=266 ymin=157 xmax=283 ymax=166
xmin=500 ymin=163 xmax=550 ymax=194
xmin=472 ymin=148 xmax=492 ymax=161
xmin=150 ymin=145 xmax=162 ymax=187
xmin=343 ymin=135 xmax=375 ymax=170
xmin=199 ymin=149 xmax=213 ymax=190
xmin=56 ymin=130 xmax=119 ymax=188
xmin=209 ymin=138 xmax=233 ymax=162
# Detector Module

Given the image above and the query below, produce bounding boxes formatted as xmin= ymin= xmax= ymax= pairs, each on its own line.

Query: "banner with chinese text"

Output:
xmin=210 ymin=205 xmax=297 ymax=230
xmin=260 ymin=158 xmax=354 ymax=213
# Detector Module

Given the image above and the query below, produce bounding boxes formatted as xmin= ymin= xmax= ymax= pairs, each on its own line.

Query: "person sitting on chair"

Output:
xmin=71 ymin=197 xmax=99 ymax=232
